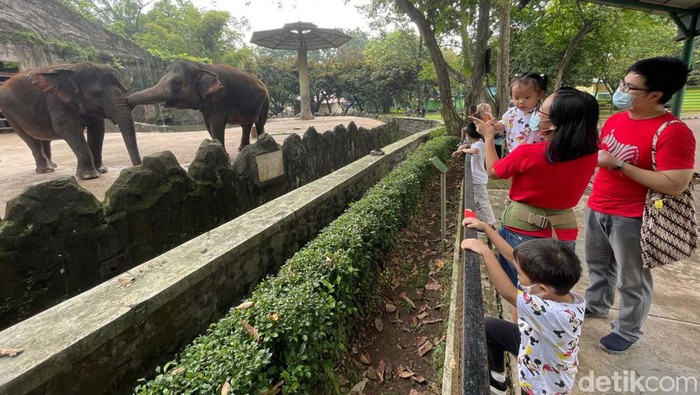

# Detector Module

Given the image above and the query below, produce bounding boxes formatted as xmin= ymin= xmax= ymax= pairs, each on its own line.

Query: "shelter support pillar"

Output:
xmin=298 ymin=46 xmax=314 ymax=120
xmin=670 ymin=11 xmax=698 ymax=117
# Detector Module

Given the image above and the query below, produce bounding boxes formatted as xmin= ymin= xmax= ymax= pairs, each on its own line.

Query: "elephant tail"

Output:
xmin=256 ymin=95 xmax=269 ymax=133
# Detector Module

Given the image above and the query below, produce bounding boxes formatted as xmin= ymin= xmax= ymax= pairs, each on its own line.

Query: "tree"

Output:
xmin=394 ymin=0 xmax=465 ymax=135
xmin=60 ymin=0 xmax=152 ymax=38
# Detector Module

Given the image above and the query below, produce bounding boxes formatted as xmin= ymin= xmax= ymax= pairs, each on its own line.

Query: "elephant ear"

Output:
xmin=196 ymin=69 xmax=223 ymax=98
xmin=29 ymin=68 xmax=80 ymax=107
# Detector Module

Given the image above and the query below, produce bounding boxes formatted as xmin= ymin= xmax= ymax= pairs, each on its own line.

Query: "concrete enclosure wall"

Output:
xmin=0 ymin=128 xmax=436 ymax=395
xmin=0 ymin=120 xmax=416 ymax=330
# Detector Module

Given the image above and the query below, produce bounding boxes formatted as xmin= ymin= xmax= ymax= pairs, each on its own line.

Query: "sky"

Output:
xmin=191 ymin=0 xmax=372 ymax=40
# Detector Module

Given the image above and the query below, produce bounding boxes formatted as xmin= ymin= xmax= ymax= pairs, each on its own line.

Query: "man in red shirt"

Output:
xmin=585 ymin=57 xmax=696 ymax=354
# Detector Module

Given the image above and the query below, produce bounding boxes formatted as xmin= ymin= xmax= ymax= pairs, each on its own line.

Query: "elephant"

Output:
xmin=127 ymin=60 xmax=269 ymax=153
xmin=0 ymin=63 xmax=141 ymax=179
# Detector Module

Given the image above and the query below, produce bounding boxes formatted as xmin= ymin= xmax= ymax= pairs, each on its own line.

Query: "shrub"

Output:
xmin=134 ymin=130 xmax=457 ymax=394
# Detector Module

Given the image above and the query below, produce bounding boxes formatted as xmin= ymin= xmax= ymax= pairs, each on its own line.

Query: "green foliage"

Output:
xmin=10 ymin=29 xmax=124 ymax=68
xmin=510 ymin=0 xmax=680 ymax=88
xmin=133 ymin=133 xmax=458 ymax=394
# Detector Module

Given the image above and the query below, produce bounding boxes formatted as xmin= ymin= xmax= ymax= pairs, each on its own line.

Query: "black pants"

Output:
xmin=485 ymin=317 xmax=520 ymax=373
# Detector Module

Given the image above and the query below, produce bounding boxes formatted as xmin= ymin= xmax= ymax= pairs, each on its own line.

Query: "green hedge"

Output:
xmin=134 ymin=130 xmax=458 ymax=394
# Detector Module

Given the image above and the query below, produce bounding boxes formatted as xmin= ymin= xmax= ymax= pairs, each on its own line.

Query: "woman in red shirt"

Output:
xmin=471 ymin=87 xmax=599 ymax=285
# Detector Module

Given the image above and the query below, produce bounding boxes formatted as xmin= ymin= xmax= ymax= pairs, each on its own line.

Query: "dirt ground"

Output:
xmin=337 ymin=156 xmax=464 ymax=395
xmin=0 ymin=116 xmax=384 ymax=218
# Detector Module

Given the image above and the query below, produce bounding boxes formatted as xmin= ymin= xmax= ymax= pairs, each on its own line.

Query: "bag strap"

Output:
xmin=649 ymin=120 xmax=682 ymax=171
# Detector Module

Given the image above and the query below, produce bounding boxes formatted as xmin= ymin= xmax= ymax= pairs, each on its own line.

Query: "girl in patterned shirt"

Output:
xmin=493 ymin=73 xmax=548 ymax=154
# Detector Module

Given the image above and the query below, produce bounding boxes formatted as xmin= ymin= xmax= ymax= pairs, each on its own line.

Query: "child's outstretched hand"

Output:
xmin=462 ymin=216 xmax=486 ymax=230
xmin=461 ymin=238 xmax=489 ymax=255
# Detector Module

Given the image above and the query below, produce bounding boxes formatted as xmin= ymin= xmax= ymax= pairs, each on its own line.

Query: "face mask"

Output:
xmin=529 ymin=112 xmax=541 ymax=132
xmin=613 ymin=89 xmax=635 ymax=110
xmin=518 ymin=281 xmax=540 ymax=294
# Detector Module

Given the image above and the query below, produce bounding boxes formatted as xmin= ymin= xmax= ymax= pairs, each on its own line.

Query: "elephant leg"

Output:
xmin=239 ymin=124 xmax=253 ymax=152
xmin=206 ymin=116 xmax=228 ymax=152
xmin=13 ymin=127 xmax=54 ymax=173
xmin=49 ymin=110 xmax=99 ymax=179
xmin=87 ymin=119 xmax=107 ymax=173
xmin=42 ymin=141 xmax=57 ymax=168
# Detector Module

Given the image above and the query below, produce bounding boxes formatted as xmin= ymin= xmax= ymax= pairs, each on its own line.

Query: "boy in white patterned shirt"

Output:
xmin=462 ymin=217 xmax=585 ymax=394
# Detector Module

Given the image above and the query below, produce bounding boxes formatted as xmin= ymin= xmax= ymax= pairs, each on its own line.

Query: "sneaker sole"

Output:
xmin=598 ymin=340 xmax=637 ymax=355
xmin=585 ymin=313 xmax=609 ymax=319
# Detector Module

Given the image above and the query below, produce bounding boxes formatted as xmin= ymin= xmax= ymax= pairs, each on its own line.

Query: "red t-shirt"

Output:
xmin=494 ymin=142 xmax=598 ymax=240
xmin=588 ymin=112 xmax=696 ymax=218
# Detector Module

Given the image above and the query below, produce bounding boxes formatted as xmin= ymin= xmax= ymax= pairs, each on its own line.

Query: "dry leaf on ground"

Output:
xmin=0 ymin=348 xmax=23 ymax=358
xmin=241 ymin=320 xmax=260 ymax=341
xmin=415 ymin=336 xmax=428 ymax=348
xmin=377 ymin=359 xmax=386 ymax=383
xmin=418 ymin=340 xmax=434 ymax=357
xmin=374 ymin=316 xmax=384 ymax=332
xmin=400 ymin=292 xmax=416 ymax=309
xmin=365 ymin=366 xmax=378 ymax=380
xmin=360 ymin=352 xmax=371 ymax=365
xmin=235 ymin=301 xmax=254 ymax=310
xmin=411 ymin=374 xmax=427 ymax=384
xmin=385 ymin=303 xmax=397 ymax=313
xmin=424 ymin=282 xmax=441 ymax=291
xmin=221 ymin=381 xmax=231 ymax=395
xmin=117 ymin=276 xmax=135 ymax=287
xmin=349 ymin=378 xmax=368 ymax=394
xmin=262 ymin=380 xmax=283 ymax=395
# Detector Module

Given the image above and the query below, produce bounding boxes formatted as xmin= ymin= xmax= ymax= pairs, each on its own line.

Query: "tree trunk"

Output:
xmin=396 ymin=0 xmax=464 ymax=135
xmin=554 ymin=19 xmax=596 ymax=89
xmin=467 ymin=0 xmax=491 ymax=107
xmin=496 ymin=0 xmax=511 ymax=116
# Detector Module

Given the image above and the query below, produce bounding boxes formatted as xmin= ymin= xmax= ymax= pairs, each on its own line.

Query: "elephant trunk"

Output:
xmin=107 ymin=98 xmax=142 ymax=166
xmin=127 ymin=84 xmax=170 ymax=106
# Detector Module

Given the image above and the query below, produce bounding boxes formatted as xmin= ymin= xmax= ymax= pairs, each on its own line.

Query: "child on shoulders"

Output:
xmin=493 ymin=72 xmax=548 ymax=154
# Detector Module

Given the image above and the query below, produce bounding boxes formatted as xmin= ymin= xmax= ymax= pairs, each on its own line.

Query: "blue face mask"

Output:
xmin=529 ymin=112 xmax=541 ymax=132
xmin=613 ymin=89 xmax=635 ymax=110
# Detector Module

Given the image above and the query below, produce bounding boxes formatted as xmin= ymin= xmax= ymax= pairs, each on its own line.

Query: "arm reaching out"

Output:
xmin=461 ymin=238 xmax=519 ymax=306
xmin=462 ymin=217 xmax=513 ymax=262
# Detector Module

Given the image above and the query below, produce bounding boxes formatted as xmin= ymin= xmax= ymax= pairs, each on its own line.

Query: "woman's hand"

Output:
xmin=598 ymin=150 xmax=621 ymax=169
xmin=469 ymin=116 xmax=497 ymax=139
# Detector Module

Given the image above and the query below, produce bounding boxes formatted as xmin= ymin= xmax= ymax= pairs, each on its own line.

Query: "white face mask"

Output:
xmin=518 ymin=281 xmax=540 ymax=294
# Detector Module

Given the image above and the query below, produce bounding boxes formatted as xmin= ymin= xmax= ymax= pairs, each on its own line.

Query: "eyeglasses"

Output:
xmin=618 ymin=80 xmax=648 ymax=93
xmin=534 ymin=105 xmax=549 ymax=117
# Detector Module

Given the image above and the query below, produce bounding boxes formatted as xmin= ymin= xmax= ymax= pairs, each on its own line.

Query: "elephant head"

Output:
xmin=127 ymin=60 xmax=223 ymax=110
xmin=29 ymin=64 xmax=141 ymax=167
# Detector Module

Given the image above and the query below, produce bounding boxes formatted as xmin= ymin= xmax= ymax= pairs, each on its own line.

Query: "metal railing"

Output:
xmin=461 ymin=154 xmax=490 ymax=394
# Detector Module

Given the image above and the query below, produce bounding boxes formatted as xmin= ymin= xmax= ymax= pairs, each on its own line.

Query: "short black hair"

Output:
xmin=547 ymin=87 xmax=599 ymax=162
xmin=626 ymin=56 xmax=690 ymax=103
xmin=468 ymin=104 xmax=478 ymax=113
xmin=465 ymin=121 xmax=481 ymax=139
xmin=512 ymin=71 xmax=548 ymax=93
xmin=513 ymin=239 xmax=581 ymax=295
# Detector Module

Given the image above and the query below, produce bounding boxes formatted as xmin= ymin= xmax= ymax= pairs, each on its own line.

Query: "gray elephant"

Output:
xmin=0 ymin=63 xmax=141 ymax=179
xmin=128 ymin=60 xmax=269 ymax=153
